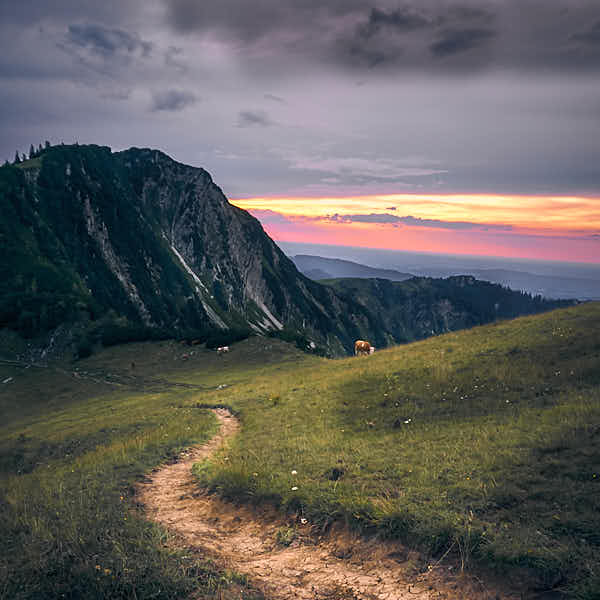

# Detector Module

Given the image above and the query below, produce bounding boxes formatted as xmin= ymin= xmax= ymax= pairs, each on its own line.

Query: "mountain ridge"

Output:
xmin=0 ymin=144 xmax=571 ymax=356
xmin=291 ymin=254 xmax=412 ymax=281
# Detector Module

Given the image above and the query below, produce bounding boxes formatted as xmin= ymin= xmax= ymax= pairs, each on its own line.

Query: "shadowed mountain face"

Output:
xmin=322 ymin=276 xmax=574 ymax=347
xmin=0 ymin=144 xmax=572 ymax=356
xmin=0 ymin=145 xmax=380 ymax=354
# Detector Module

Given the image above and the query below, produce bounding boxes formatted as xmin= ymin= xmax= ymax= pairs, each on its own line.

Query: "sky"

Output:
xmin=1 ymin=1 xmax=600 ymax=262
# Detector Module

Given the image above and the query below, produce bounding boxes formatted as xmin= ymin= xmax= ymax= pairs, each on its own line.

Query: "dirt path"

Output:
xmin=137 ymin=409 xmax=516 ymax=600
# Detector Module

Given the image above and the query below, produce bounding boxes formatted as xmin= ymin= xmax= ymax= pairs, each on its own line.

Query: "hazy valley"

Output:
xmin=284 ymin=243 xmax=600 ymax=302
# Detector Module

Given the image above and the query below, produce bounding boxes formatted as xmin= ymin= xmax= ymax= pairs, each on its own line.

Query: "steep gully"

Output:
xmin=136 ymin=408 xmax=517 ymax=600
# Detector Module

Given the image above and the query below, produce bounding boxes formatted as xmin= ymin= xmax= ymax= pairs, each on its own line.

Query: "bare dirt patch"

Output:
xmin=137 ymin=409 xmax=517 ymax=600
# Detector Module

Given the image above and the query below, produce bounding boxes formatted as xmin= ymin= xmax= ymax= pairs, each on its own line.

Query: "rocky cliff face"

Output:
xmin=0 ymin=145 xmax=376 ymax=354
xmin=0 ymin=144 xmax=570 ymax=356
xmin=118 ymin=147 xmax=379 ymax=353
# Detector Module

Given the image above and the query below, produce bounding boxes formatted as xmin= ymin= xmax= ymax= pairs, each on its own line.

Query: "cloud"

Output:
xmin=1 ymin=0 xmax=600 ymax=210
xmin=288 ymin=155 xmax=446 ymax=182
xmin=66 ymin=23 xmax=152 ymax=57
xmin=164 ymin=45 xmax=188 ymax=72
xmin=247 ymin=209 xmax=514 ymax=233
xmin=572 ymin=21 xmax=600 ymax=45
xmin=430 ymin=28 xmax=495 ymax=58
xmin=397 ymin=215 xmax=512 ymax=231
xmin=328 ymin=213 xmax=513 ymax=231
xmin=358 ymin=7 xmax=431 ymax=39
xmin=264 ymin=93 xmax=286 ymax=104
xmin=330 ymin=212 xmax=401 ymax=224
xmin=161 ymin=1 xmax=600 ymax=73
xmin=446 ymin=6 xmax=494 ymax=24
xmin=237 ymin=110 xmax=272 ymax=127
xmin=151 ymin=89 xmax=198 ymax=111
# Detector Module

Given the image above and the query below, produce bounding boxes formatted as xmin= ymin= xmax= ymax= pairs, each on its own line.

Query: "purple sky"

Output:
xmin=1 ymin=1 xmax=600 ymax=202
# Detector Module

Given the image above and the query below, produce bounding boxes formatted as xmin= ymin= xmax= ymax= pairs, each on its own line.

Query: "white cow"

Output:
xmin=217 ymin=346 xmax=229 ymax=354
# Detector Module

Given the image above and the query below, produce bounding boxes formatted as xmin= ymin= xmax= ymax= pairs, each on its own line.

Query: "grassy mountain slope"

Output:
xmin=2 ymin=303 xmax=598 ymax=598
xmin=194 ymin=302 xmax=598 ymax=598
xmin=0 ymin=144 xmax=571 ymax=357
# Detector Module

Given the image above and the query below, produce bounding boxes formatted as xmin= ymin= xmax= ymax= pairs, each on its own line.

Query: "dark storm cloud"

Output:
xmin=151 ymin=89 xmax=198 ymax=112
xmin=237 ymin=110 xmax=273 ymax=127
xmin=329 ymin=213 xmax=512 ymax=231
xmin=430 ymin=28 xmax=495 ymax=58
xmin=162 ymin=0 xmax=600 ymax=72
xmin=572 ymin=21 xmax=600 ymax=45
xmin=66 ymin=24 xmax=152 ymax=57
xmin=164 ymin=0 xmax=315 ymax=39
xmin=446 ymin=5 xmax=494 ymax=24
xmin=357 ymin=7 xmax=431 ymax=39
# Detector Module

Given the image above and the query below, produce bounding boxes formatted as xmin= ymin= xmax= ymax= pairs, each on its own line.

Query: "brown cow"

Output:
xmin=354 ymin=340 xmax=371 ymax=356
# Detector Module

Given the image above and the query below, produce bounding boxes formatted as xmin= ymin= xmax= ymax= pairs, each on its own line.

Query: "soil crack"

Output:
xmin=136 ymin=408 xmax=515 ymax=600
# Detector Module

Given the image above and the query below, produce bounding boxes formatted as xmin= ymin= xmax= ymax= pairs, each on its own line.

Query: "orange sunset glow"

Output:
xmin=231 ymin=194 xmax=600 ymax=263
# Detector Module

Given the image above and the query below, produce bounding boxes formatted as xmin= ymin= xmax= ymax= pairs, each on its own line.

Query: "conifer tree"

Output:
xmin=29 ymin=144 xmax=35 ymax=159
xmin=14 ymin=151 xmax=21 ymax=163
xmin=44 ymin=140 xmax=51 ymax=149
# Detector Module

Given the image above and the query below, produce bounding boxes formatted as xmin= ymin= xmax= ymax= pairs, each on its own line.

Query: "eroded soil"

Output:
xmin=137 ymin=409 xmax=516 ymax=600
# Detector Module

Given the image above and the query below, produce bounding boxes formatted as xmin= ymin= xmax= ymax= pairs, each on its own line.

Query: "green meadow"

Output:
xmin=2 ymin=302 xmax=600 ymax=598
xmin=0 ymin=345 xmax=263 ymax=599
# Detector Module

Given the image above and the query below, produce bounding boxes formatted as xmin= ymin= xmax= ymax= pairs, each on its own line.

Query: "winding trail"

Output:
xmin=137 ymin=409 xmax=516 ymax=600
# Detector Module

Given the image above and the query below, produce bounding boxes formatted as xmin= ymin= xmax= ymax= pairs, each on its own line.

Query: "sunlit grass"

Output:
xmin=2 ymin=304 xmax=599 ymax=598
xmin=192 ymin=303 xmax=600 ymax=599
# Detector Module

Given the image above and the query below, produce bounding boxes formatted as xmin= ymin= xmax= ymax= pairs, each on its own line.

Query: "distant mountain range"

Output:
xmin=291 ymin=255 xmax=412 ymax=282
xmin=0 ymin=144 xmax=572 ymax=356
xmin=283 ymin=243 xmax=600 ymax=302
xmin=464 ymin=269 xmax=600 ymax=302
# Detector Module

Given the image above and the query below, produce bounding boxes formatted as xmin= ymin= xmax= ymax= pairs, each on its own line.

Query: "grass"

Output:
xmin=2 ymin=304 xmax=599 ymax=598
xmin=0 ymin=340 xmax=265 ymax=599
xmin=186 ymin=303 xmax=600 ymax=599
